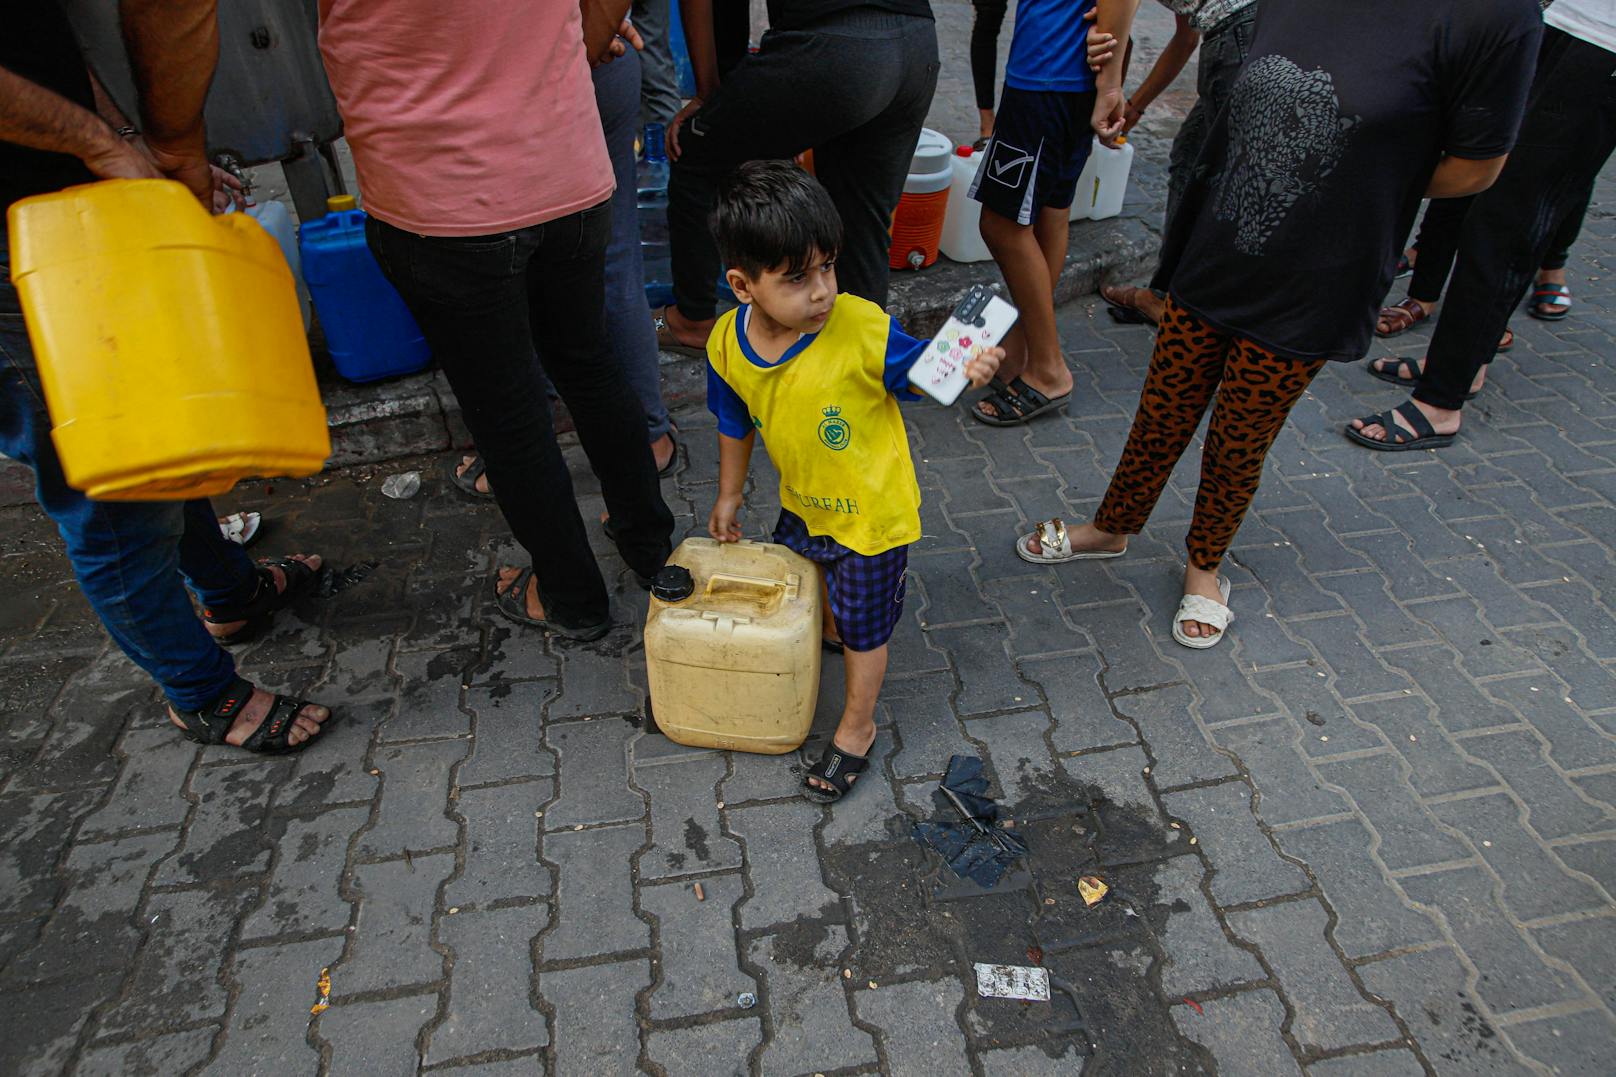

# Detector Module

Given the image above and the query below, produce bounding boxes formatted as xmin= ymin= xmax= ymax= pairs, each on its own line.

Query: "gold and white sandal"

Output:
xmin=1014 ymin=518 xmax=1126 ymax=566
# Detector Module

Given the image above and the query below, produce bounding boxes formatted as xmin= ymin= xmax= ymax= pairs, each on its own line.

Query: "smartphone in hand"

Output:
xmin=908 ymin=285 xmax=1019 ymax=406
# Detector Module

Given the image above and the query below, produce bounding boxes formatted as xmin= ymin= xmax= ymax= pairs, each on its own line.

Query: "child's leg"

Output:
xmin=836 ymin=642 xmax=887 ymax=745
xmin=805 ymin=546 xmax=907 ymax=795
xmin=979 ymin=207 xmax=1072 ymax=410
xmin=821 ymin=572 xmax=840 ymax=645
xmin=971 ymin=89 xmax=1090 ymax=417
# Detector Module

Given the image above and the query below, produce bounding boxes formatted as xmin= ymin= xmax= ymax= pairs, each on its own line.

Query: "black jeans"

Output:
xmin=1406 ymin=182 xmax=1591 ymax=300
xmin=668 ymin=8 xmax=939 ymax=319
xmin=1165 ymin=4 xmax=1258 ymax=230
xmin=1540 ymin=180 xmax=1592 ymax=271
xmin=367 ymin=203 xmax=674 ymax=628
xmin=1418 ymin=27 xmax=1616 ymax=412
xmin=1406 ymin=195 xmax=1472 ymax=304
xmin=969 ymin=0 xmax=1008 ymax=113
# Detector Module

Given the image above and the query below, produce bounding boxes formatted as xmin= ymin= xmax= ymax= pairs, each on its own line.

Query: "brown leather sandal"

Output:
xmin=651 ymin=305 xmax=709 ymax=359
xmin=1375 ymin=297 xmax=1432 ymax=338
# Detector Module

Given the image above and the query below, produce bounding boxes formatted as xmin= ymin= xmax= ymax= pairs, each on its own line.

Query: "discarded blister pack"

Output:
xmin=908 ymin=284 xmax=1019 ymax=406
xmin=974 ymin=962 xmax=1051 ymax=1002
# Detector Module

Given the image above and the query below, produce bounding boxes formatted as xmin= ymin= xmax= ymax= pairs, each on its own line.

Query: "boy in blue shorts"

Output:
xmin=969 ymin=0 xmax=1123 ymax=428
xmin=706 ymin=161 xmax=1003 ymax=804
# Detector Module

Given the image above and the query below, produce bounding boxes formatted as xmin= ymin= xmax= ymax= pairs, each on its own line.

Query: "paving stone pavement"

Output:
xmin=6 ymin=11 xmax=1616 ymax=1077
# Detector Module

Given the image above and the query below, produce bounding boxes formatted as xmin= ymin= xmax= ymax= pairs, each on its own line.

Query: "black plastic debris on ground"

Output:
xmin=912 ymin=754 xmax=1029 ymax=889
xmin=315 ymin=560 xmax=379 ymax=599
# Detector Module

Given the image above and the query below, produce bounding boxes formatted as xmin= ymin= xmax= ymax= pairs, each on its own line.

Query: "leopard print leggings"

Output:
xmin=1096 ymin=298 xmax=1325 ymax=570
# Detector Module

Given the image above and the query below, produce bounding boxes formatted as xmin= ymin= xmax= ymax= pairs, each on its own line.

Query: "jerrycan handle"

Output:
xmin=700 ymin=610 xmax=753 ymax=635
xmin=703 ymin=572 xmax=801 ymax=602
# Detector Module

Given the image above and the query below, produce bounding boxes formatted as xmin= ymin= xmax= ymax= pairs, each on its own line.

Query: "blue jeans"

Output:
xmin=594 ymin=47 xmax=674 ymax=443
xmin=532 ymin=50 xmax=674 ymax=444
xmin=0 ymin=239 xmax=253 ymax=711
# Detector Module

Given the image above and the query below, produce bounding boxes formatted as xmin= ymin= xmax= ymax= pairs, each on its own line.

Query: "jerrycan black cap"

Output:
xmin=651 ymin=565 xmax=695 ymax=602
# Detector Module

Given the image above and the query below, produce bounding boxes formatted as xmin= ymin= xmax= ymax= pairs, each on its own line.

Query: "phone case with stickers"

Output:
xmin=907 ymin=285 xmax=1019 ymax=406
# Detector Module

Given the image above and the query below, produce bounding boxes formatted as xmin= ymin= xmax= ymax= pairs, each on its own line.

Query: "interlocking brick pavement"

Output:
xmin=5 ymin=7 xmax=1616 ymax=1075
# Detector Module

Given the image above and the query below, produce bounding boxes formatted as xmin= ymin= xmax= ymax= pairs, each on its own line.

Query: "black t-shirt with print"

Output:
xmin=1153 ymin=0 xmax=1543 ymax=363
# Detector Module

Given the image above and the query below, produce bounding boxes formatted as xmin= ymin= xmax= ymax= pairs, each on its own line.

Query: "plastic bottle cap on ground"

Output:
xmin=326 ymin=194 xmax=358 ymax=212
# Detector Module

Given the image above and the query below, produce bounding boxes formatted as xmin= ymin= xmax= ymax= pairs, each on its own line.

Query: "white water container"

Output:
xmin=1089 ymin=137 xmax=1134 ymax=220
xmin=1071 ymin=136 xmax=1135 ymax=221
xmin=940 ymin=147 xmax=993 ymax=263
xmin=239 ymin=200 xmax=311 ymax=328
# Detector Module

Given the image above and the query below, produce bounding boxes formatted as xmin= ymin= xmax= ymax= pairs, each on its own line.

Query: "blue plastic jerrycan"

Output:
xmin=298 ymin=195 xmax=431 ymax=383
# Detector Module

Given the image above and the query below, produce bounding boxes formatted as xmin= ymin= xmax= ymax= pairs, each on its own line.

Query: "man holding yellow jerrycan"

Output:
xmin=1 ymin=1 xmax=332 ymax=754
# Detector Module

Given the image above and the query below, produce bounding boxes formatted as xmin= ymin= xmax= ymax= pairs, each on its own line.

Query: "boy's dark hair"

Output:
xmin=713 ymin=160 xmax=844 ymax=279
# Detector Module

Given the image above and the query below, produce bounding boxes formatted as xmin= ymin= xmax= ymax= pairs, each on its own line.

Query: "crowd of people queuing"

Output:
xmin=1 ymin=0 xmax=1609 ymax=805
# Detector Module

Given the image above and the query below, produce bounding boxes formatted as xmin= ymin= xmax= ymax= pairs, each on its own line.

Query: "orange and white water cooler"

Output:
xmin=889 ymin=128 xmax=954 ymax=270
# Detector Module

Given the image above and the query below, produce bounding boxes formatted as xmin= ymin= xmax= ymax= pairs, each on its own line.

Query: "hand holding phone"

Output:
xmin=908 ymin=285 xmax=1019 ymax=406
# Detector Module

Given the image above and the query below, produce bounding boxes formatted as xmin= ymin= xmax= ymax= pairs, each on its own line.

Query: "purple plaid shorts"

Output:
xmin=773 ymin=510 xmax=908 ymax=652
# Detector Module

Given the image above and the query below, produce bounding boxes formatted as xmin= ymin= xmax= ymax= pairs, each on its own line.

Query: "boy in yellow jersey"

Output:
xmin=706 ymin=161 xmax=1003 ymax=804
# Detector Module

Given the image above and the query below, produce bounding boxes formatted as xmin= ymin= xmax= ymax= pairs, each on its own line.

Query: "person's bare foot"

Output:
xmin=655 ymin=305 xmax=715 ymax=350
xmin=1179 ymin=564 xmax=1227 ymax=641
xmin=168 ymin=685 xmax=329 ymax=748
xmin=496 ymin=566 xmax=546 ymax=620
xmin=651 ymin=434 xmax=676 ymax=473
xmin=1101 ymin=283 xmax=1165 ymax=324
xmin=456 ymin=455 xmax=491 ymax=495
xmin=1349 ymin=396 xmax=1463 ymax=444
xmin=1023 ymin=520 xmax=1127 ymax=559
xmin=203 ymin=553 xmax=322 ymax=639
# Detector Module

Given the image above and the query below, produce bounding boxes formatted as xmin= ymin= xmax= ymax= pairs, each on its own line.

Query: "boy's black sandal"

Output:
xmin=202 ymin=557 xmax=319 ymax=645
xmin=171 ymin=675 xmax=329 ymax=755
xmin=802 ymin=743 xmax=869 ymax=804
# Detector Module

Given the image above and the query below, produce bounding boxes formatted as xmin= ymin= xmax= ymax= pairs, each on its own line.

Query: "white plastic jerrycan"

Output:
xmin=940 ymin=146 xmax=993 ymax=263
xmin=1072 ymin=136 xmax=1135 ymax=221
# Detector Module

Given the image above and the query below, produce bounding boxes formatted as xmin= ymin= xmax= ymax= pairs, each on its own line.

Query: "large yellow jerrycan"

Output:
xmin=644 ymin=538 xmax=823 ymax=754
xmin=7 ymin=178 xmax=330 ymax=500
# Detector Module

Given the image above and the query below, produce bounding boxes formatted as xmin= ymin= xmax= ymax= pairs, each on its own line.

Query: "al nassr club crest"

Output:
xmin=818 ymin=406 xmax=850 ymax=451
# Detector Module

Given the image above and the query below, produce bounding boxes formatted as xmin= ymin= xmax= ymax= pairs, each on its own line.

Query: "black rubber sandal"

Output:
xmin=802 ymin=742 xmax=870 ymax=804
xmin=494 ymin=565 xmax=611 ymax=641
xmin=656 ymin=432 xmax=680 ymax=478
xmin=171 ymin=675 xmax=331 ymax=755
xmin=202 ymin=557 xmax=319 ymax=646
xmin=970 ymin=377 xmax=1070 ymax=427
xmin=1366 ymin=356 xmax=1479 ymax=401
xmin=1345 ymin=400 xmax=1456 ymax=452
xmin=449 ymin=454 xmax=496 ymax=500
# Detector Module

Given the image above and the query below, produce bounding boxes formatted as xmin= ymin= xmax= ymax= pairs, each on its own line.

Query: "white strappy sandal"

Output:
xmin=1172 ymin=575 xmax=1233 ymax=649
xmin=1014 ymin=518 xmax=1127 ymax=566
xmin=218 ymin=511 xmax=262 ymax=547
